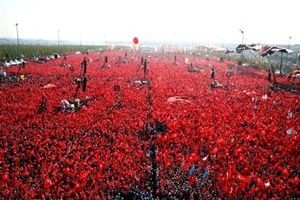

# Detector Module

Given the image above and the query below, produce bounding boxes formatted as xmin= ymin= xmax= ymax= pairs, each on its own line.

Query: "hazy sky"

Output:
xmin=0 ymin=0 xmax=299 ymax=45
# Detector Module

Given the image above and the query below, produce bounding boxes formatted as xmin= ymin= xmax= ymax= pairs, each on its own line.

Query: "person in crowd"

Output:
xmin=57 ymin=96 xmax=91 ymax=112
xmin=287 ymin=69 xmax=300 ymax=83
xmin=226 ymin=65 xmax=235 ymax=77
xmin=21 ymin=61 xmax=26 ymax=68
xmin=0 ymin=67 xmax=7 ymax=78
xmin=116 ymin=56 xmax=126 ymax=64
xmin=141 ymin=57 xmax=144 ymax=67
xmin=173 ymin=55 xmax=179 ymax=65
xmin=267 ymin=69 xmax=273 ymax=82
xmin=73 ymin=76 xmax=88 ymax=96
xmin=60 ymin=54 xmax=68 ymax=67
xmin=210 ymin=80 xmax=223 ymax=88
xmin=81 ymin=57 xmax=88 ymax=76
xmin=38 ymin=96 xmax=47 ymax=114
xmin=17 ymin=61 xmax=26 ymax=73
xmin=101 ymin=56 xmax=110 ymax=68
xmin=143 ymin=58 xmax=148 ymax=78
xmin=58 ymin=99 xmax=75 ymax=112
xmin=210 ymin=66 xmax=216 ymax=80
xmin=124 ymin=52 xmax=128 ymax=63
xmin=187 ymin=63 xmax=201 ymax=73
xmin=82 ymin=76 xmax=87 ymax=92
xmin=267 ymin=68 xmax=277 ymax=83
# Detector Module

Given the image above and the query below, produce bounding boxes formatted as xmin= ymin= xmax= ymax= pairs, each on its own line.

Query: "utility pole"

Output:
xmin=80 ymin=33 xmax=82 ymax=47
xmin=240 ymin=29 xmax=244 ymax=45
xmin=281 ymin=36 xmax=292 ymax=74
xmin=286 ymin=36 xmax=292 ymax=70
xmin=239 ymin=29 xmax=244 ymax=63
xmin=57 ymin=29 xmax=60 ymax=46
xmin=16 ymin=23 xmax=20 ymax=46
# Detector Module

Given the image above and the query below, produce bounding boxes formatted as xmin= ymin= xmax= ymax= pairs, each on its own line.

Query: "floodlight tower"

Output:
xmin=80 ymin=33 xmax=82 ymax=47
xmin=285 ymin=36 xmax=292 ymax=69
xmin=104 ymin=34 xmax=108 ymax=48
xmin=239 ymin=29 xmax=244 ymax=61
xmin=280 ymin=36 xmax=292 ymax=74
xmin=16 ymin=23 xmax=20 ymax=46
xmin=288 ymin=36 xmax=292 ymax=49
xmin=239 ymin=29 xmax=244 ymax=45
xmin=57 ymin=29 xmax=60 ymax=46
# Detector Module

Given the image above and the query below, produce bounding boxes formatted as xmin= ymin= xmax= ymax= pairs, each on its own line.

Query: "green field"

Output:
xmin=0 ymin=44 xmax=106 ymax=61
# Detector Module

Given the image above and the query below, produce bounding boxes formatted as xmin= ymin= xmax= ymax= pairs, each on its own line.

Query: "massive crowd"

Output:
xmin=0 ymin=50 xmax=299 ymax=199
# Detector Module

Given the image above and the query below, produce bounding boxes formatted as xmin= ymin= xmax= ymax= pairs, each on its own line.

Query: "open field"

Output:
xmin=0 ymin=45 xmax=105 ymax=61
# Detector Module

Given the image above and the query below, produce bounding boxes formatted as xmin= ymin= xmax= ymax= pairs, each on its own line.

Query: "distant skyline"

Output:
xmin=0 ymin=0 xmax=299 ymax=45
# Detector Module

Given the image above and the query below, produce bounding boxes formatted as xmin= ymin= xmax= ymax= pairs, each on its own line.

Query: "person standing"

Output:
xmin=211 ymin=66 xmax=216 ymax=80
xmin=81 ymin=57 xmax=88 ymax=76
xmin=143 ymin=58 xmax=148 ymax=78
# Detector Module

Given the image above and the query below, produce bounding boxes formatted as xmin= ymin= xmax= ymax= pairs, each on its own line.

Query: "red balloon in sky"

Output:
xmin=133 ymin=37 xmax=139 ymax=44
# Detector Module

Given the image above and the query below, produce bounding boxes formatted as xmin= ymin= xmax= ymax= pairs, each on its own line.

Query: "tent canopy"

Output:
xmin=236 ymin=43 xmax=262 ymax=53
xmin=260 ymin=45 xmax=294 ymax=57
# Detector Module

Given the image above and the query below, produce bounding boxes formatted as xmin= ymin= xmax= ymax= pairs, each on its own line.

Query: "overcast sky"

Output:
xmin=0 ymin=0 xmax=299 ymax=45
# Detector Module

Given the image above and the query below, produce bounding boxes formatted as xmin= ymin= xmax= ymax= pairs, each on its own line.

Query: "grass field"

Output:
xmin=0 ymin=44 xmax=105 ymax=61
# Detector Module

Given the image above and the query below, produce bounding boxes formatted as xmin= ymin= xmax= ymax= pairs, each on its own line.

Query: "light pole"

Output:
xmin=79 ymin=33 xmax=82 ymax=47
xmin=286 ymin=36 xmax=292 ymax=69
xmin=57 ymin=29 xmax=60 ymax=46
xmin=280 ymin=36 xmax=292 ymax=74
xmin=104 ymin=35 xmax=107 ymax=47
xmin=239 ymin=29 xmax=244 ymax=45
xmin=288 ymin=36 xmax=292 ymax=49
xmin=239 ymin=29 xmax=244 ymax=62
xmin=16 ymin=23 xmax=20 ymax=46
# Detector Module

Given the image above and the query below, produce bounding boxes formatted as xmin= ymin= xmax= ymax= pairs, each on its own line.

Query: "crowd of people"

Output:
xmin=0 ymin=50 xmax=299 ymax=199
